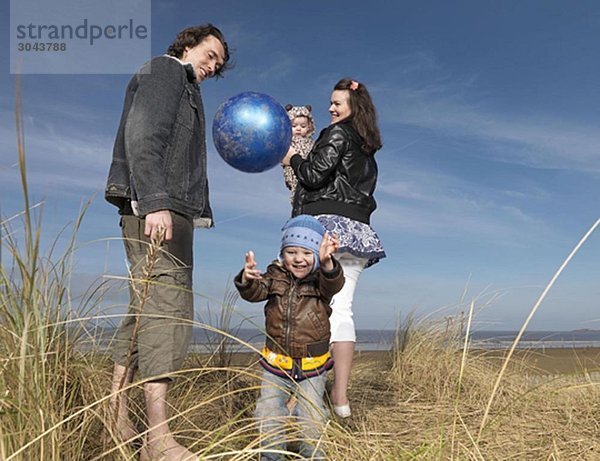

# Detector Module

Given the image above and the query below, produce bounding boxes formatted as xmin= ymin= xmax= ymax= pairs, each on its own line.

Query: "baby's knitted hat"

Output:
xmin=280 ymin=215 xmax=325 ymax=272
xmin=285 ymin=104 xmax=316 ymax=136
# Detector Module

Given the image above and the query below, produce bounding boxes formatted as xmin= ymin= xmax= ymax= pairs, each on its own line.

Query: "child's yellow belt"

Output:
xmin=261 ymin=347 xmax=331 ymax=371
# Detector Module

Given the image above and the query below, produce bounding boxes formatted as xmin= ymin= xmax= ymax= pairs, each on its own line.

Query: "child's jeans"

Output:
xmin=255 ymin=369 xmax=328 ymax=460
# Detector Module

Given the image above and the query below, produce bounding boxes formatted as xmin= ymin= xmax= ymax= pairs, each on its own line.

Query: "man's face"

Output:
xmin=181 ymin=35 xmax=226 ymax=83
xmin=291 ymin=116 xmax=311 ymax=137
xmin=281 ymin=246 xmax=315 ymax=279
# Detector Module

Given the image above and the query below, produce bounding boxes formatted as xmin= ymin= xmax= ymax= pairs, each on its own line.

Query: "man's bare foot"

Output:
xmin=140 ymin=436 xmax=195 ymax=461
xmin=106 ymin=363 xmax=137 ymax=445
xmin=103 ymin=418 xmax=138 ymax=446
xmin=117 ymin=421 xmax=138 ymax=442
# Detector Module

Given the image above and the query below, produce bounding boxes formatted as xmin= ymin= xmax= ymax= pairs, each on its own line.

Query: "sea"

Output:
xmin=187 ymin=328 xmax=600 ymax=353
xmin=83 ymin=327 xmax=600 ymax=352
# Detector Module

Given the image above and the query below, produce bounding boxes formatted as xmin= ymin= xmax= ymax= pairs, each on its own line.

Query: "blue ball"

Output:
xmin=212 ymin=92 xmax=292 ymax=173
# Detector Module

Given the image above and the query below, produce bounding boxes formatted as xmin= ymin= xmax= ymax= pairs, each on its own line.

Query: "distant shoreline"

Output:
xmin=186 ymin=348 xmax=600 ymax=376
xmin=191 ymin=328 xmax=600 ymax=351
xmin=84 ymin=327 xmax=600 ymax=352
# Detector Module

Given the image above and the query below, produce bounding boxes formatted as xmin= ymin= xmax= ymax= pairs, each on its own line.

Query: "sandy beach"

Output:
xmin=382 ymin=346 xmax=600 ymax=375
xmin=480 ymin=347 xmax=600 ymax=375
xmin=331 ymin=347 xmax=600 ymax=379
xmin=213 ymin=346 xmax=600 ymax=376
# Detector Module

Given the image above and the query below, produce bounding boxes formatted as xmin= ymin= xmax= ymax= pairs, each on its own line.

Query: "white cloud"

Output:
xmin=374 ymin=162 xmax=549 ymax=245
xmin=256 ymin=52 xmax=295 ymax=81
xmin=375 ymin=54 xmax=600 ymax=173
xmin=1 ymin=108 xmax=111 ymax=197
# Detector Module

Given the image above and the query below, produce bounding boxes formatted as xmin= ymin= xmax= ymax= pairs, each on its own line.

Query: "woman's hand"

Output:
xmin=242 ymin=250 xmax=262 ymax=283
xmin=281 ymin=146 xmax=297 ymax=166
xmin=319 ymin=232 xmax=339 ymax=271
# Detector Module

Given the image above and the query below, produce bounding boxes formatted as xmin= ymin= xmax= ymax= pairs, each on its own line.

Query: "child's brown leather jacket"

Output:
xmin=234 ymin=258 xmax=344 ymax=358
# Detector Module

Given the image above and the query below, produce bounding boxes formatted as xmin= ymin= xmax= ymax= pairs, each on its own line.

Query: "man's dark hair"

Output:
xmin=167 ymin=24 xmax=232 ymax=78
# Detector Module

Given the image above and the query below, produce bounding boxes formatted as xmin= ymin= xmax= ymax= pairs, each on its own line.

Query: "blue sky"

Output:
xmin=2 ymin=0 xmax=600 ymax=331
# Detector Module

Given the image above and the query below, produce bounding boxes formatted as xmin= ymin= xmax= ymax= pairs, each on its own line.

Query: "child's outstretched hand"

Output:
xmin=319 ymin=232 xmax=339 ymax=271
xmin=242 ymin=250 xmax=262 ymax=283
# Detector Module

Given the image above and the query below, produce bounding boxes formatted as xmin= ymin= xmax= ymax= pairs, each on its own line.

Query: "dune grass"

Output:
xmin=4 ymin=83 xmax=600 ymax=460
xmin=3 ymin=196 xmax=600 ymax=459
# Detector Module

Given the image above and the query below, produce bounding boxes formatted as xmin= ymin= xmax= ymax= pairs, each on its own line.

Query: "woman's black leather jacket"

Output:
xmin=290 ymin=119 xmax=378 ymax=224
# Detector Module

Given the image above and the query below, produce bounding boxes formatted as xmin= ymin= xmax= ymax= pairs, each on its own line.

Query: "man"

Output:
xmin=105 ymin=24 xmax=231 ymax=460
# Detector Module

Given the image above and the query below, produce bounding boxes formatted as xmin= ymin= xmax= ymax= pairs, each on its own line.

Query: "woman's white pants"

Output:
xmin=329 ymin=253 xmax=368 ymax=343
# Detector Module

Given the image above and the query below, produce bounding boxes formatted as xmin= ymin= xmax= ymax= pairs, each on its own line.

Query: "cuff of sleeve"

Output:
xmin=289 ymin=154 xmax=302 ymax=170
xmin=320 ymin=257 xmax=341 ymax=278
xmin=193 ymin=217 xmax=213 ymax=228
xmin=234 ymin=269 xmax=249 ymax=287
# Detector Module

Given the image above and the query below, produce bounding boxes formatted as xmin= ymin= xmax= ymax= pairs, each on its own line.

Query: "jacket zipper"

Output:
xmin=285 ymin=280 xmax=295 ymax=354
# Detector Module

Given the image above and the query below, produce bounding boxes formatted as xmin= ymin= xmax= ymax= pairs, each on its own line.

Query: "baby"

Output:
xmin=282 ymin=105 xmax=315 ymax=204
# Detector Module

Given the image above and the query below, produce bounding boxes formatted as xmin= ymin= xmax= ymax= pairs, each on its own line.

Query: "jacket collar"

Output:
xmin=333 ymin=118 xmax=362 ymax=143
xmin=183 ymin=63 xmax=197 ymax=83
xmin=163 ymin=54 xmax=198 ymax=84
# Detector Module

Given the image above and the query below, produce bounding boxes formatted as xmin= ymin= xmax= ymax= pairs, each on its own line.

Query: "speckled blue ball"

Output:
xmin=212 ymin=92 xmax=292 ymax=173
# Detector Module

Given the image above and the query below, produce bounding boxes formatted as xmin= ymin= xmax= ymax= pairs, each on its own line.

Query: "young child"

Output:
xmin=234 ymin=215 xmax=344 ymax=461
xmin=282 ymin=105 xmax=316 ymax=204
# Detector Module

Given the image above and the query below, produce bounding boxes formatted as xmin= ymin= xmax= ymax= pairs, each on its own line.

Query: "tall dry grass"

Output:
xmin=4 ymin=82 xmax=600 ymax=460
xmin=1 ymin=82 xmax=109 ymax=460
xmin=347 ymin=313 xmax=600 ymax=460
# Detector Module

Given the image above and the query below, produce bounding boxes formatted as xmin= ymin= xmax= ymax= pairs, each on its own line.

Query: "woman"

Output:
xmin=282 ymin=78 xmax=386 ymax=418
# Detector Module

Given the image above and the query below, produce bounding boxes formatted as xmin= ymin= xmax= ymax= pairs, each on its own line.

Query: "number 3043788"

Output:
xmin=17 ymin=42 xmax=67 ymax=51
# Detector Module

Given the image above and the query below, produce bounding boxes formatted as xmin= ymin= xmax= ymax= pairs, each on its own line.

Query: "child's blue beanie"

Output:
xmin=280 ymin=215 xmax=325 ymax=272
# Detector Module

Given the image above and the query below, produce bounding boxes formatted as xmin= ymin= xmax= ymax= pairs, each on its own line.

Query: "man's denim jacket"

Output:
xmin=105 ymin=56 xmax=213 ymax=223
